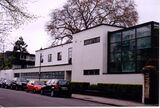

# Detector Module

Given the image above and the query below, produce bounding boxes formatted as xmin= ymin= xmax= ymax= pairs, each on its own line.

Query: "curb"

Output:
xmin=72 ymin=96 xmax=121 ymax=106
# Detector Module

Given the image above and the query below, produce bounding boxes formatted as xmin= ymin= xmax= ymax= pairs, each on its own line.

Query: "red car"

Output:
xmin=26 ymin=80 xmax=45 ymax=93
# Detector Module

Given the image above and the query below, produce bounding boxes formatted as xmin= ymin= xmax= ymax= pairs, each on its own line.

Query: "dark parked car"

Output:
xmin=10 ymin=78 xmax=29 ymax=90
xmin=0 ymin=78 xmax=6 ymax=88
xmin=2 ymin=79 xmax=12 ymax=89
xmin=40 ymin=79 xmax=72 ymax=97
xmin=26 ymin=80 xmax=45 ymax=93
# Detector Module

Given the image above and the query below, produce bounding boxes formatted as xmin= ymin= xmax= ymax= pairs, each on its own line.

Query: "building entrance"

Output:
xmin=65 ymin=71 xmax=72 ymax=81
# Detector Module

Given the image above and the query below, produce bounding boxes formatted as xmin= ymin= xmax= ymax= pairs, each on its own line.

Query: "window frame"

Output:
xmin=83 ymin=69 xmax=100 ymax=75
xmin=84 ymin=37 xmax=100 ymax=46
xmin=107 ymin=22 xmax=156 ymax=74
xmin=48 ymin=54 xmax=52 ymax=62
xmin=68 ymin=48 xmax=72 ymax=64
xmin=57 ymin=52 xmax=62 ymax=61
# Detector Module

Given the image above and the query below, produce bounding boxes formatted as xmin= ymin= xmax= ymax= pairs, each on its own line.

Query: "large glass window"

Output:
xmin=122 ymin=62 xmax=135 ymax=72
xmin=110 ymin=53 xmax=121 ymax=62
xmin=137 ymin=37 xmax=151 ymax=49
xmin=122 ymin=29 xmax=135 ymax=41
xmin=137 ymin=25 xmax=151 ymax=38
xmin=108 ymin=22 xmax=158 ymax=74
xmin=41 ymin=71 xmax=64 ymax=79
xmin=122 ymin=51 xmax=136 ymax=61
xmin=110 ymin=42 xmax=121 ymax=52
xmin=110 ymin=62 xmax=121 ymax=73
xmin=110 ymin=32 xmax=121 ymax=43
xmin=122 ymin=40 xmax=136 ymax=51
xmin=20 ymin=71 xmax=64 ymax=79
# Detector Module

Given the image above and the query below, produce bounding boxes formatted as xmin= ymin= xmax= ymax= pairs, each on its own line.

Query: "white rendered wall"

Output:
xmin=0 ymin=69 xmax=14 ymax=80
xmin=72 ymin=25 xmax=122 ymax=83
xmin=74 ymin=73 xmax=144 ymax=85
xmin=35 ymin=43 xmax=72 ymax=67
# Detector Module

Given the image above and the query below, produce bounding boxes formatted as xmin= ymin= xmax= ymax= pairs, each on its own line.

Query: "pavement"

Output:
xmin=72 ymin=94 xmax=149 ymax=107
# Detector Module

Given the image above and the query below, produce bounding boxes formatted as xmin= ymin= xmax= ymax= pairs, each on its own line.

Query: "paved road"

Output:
xmin=0 ymin=88 xmax=110 ymax=107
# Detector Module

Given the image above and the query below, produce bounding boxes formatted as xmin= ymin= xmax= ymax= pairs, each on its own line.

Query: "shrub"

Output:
xmin=70 ymin=82 xmax=142 ymax=102
xmin=97 ymin=83 xmax=142 ymax=101
xmin=88 ymin=84 xmax=99 ymax=90
xmin=70 ymin=82 xmax=90 ymax=92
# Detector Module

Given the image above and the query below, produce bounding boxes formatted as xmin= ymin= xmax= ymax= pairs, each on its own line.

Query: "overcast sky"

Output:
xmin=6 ymin=0 xmax=160 ymax=54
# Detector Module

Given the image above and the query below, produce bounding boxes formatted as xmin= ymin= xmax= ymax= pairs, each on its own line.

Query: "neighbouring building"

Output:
xmin=0 ymin=51 xmax=35 ymax=79
xmin=0 ymin=51 xmax=35 ymax=69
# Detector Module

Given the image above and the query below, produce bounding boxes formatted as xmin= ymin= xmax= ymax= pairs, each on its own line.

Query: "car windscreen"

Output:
xmin=35 ymin=81 xmax=45 ymax=85
xmin=58 ymin=80 xmax=69 ymax=85
xmin=18 ymin=78 xmax=27 ymax=82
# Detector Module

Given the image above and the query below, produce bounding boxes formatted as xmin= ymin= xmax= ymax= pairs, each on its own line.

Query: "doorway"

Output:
xmin=65 ymin=71 xmax=72 ymax=81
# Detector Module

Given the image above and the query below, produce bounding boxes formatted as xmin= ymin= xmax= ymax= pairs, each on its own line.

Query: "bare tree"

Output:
xmin=0 ymin=0 xmax=33 ymax=52
xmin=46 ymin=0 xmax=138 ymax=46
xmin=0 ymin=0 xmax=32 ymax=29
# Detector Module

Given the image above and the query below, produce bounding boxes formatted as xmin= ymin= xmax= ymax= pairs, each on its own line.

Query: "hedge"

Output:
xmin=71 ymin=82 xmax=142 ymax=102
xmin=70 ymin=82 xmax=90 ymax=93
xmin=97 ymin=83 xmax=142 ymax=102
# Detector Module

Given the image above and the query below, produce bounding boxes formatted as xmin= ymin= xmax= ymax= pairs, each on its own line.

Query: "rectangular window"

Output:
xmin=68 ymin=48 xmax=72 ymax=64
xmin=108 ymin=22 xmax=158 ymax=74
xmin=83 ymin=69 xmax=100 ymax=75
xmin=40 ymin=54 xmax=43 ymax=63
xmin=19 ymin=71 xmax=64 ymax=79
xmin=84 ymin=37 xmax=100 ymax=45
xmin=57 ymin=52 xmax=62 ymax=61
xmin=14 ymin=73 xmax=20 ymax=77
xmin=48 ymin=54 xmax=52 ymax=62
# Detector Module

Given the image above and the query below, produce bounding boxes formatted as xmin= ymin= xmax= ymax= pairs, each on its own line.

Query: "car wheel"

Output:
xmin=33 ymin=89 xmax=36 ymax=93
xmin=51 ymin=90 xmax=55 ymax=97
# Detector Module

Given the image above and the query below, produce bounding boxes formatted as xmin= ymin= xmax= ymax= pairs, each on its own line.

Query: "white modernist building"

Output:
xmin=2 ymin=21 xmax=158 ymax=103
xmin=13 ymin=24 xmax=144 ymax=86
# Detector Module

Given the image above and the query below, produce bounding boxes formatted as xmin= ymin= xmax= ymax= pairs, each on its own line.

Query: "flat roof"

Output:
xmin=109 ymin=21 xmax=159 ymax=33
xmin=36 ymin=21 xmax=159 ymax=52
xmin=73 ymin=24 xmax=125 ymax=35
xmin=35 ymin=42 xmax=72 ymax=52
